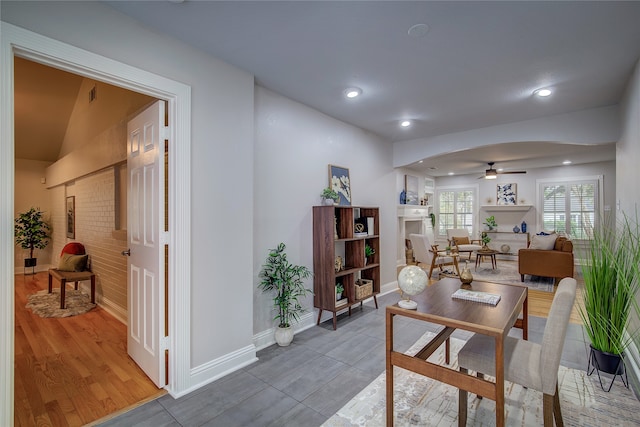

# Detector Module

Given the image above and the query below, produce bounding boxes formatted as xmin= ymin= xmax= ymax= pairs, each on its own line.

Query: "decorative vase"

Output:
xmin=323 ymin=198 xmax=335 ymax=206
xmin=521 ymin=221 xmax=527 ymax=233
xmin=460 ymin=261 xmax=473 ymax=286
xmin=400 ymin=190 xmax=406 ymax=204
xmin=513 ymin=225 xmax=520 ymax=233
xmin=336 ymin=292 xmax=342 ymax=301
xmin=274 ymin=325 xmax=294 ymax=347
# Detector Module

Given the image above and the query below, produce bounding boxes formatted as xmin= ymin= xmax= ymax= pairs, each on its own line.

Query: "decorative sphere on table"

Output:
xmin=397 ymin=265 xmax=428 ymax=310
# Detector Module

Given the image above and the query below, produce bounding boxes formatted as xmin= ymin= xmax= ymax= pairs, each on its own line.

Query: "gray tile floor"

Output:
xmin=98 ymin=292 xmax=592 ymax=427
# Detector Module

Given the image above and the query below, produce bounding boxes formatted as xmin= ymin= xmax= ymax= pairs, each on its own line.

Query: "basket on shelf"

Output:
xmin=355 ymin=279 xmax=373 ymax=300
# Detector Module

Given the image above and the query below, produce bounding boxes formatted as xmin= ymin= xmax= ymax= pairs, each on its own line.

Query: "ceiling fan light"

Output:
xmin=485 ymin=170 xmax=497 ymax=179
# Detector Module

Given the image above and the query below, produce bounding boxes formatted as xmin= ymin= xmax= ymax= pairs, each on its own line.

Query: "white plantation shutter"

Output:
xmin=437 ymin=188 xmax=476 ymax=238
xmin=540 ymin=179 xmax=598 ymax=240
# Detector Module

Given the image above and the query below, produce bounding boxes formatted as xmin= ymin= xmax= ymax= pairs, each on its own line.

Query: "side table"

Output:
xmin=475 ymin=249 xmax=498 ymax=270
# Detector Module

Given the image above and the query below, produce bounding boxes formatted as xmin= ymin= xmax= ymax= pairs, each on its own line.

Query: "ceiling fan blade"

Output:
xmin=497 ymin=171 xmax=527 ymax=174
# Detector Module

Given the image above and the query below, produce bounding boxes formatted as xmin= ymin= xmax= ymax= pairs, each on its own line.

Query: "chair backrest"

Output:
xmin=446 ymin=228 xmax=470 ymax=240
xmin=60 ymin=242 xmax=86 ymax=257
xmin=409 ymin=233 xmax=435 ymax=264
xmin=539 ymin=277 xmax=577 ymax=394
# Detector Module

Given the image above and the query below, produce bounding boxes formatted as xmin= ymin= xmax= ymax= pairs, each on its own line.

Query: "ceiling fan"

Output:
xmin=480 ymin=162 xmax=527 ymax=179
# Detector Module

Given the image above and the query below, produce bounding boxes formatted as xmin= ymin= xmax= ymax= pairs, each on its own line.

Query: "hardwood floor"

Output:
xmin=14 ymin=272 xmax=165 ymax=427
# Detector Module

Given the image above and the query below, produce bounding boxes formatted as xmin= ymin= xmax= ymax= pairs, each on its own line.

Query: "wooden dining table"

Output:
xmin=386 ymin=277 xmax=528 ymax=427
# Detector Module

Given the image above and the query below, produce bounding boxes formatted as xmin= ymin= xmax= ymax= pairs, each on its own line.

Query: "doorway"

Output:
xmin=1 ymin=23 xmax=193 ymax=427
xmin=13 ymin=58 xmax=161 ymax=425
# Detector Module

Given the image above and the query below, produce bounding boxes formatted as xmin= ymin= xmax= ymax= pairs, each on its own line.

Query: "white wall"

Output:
xmin=253 ymin=87 xmax=396 ymax=335
xmin=2 ymin=0 xmax=254 ymax=378
xmin=618 ymin=58 xmax=640 ymax=370
xmin=14 ymin=159 xmax=54 ymax=271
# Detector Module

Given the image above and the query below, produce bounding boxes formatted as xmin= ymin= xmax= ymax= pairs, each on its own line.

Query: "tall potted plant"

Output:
xmin=578 ymin=212 xmax=640 ymax=386
xmin=14 ymin=207 xmax=51 ymax=272
xmin=259 ymin=242 xmax=313 ymax=346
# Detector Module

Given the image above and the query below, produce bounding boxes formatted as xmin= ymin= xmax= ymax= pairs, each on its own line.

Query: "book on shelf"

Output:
xmin=451 ymin=289 xmax=501 ymax=306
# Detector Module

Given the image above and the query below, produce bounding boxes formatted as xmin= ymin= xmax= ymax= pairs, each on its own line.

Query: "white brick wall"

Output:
xmin=52 ymin=168 xmax=128 ymax=315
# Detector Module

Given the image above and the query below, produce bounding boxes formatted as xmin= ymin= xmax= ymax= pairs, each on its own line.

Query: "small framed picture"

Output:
xmin=496 ymin=183 xmax=517 ymax=205
xmin=66 ymin=196 xmax=75 ymax=238
xmin=329 ymin=165 xmax=351 ymax=206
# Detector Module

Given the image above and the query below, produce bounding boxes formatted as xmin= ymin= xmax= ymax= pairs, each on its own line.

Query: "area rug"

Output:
xmin=26 ymin=289 xmax=96 ymax=318
xmin=439 ymin=260 xmax=556 ymax=292
xmin=322 ymin=331 xmax=640 ymax=426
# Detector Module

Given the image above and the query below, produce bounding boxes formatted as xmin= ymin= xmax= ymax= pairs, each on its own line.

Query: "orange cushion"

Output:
xmin=453 ymin=236 xmax=470 ymax=245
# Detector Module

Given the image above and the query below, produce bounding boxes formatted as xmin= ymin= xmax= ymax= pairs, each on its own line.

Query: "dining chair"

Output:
xmin=457 ymin=277 xmax=577 ymax=427
xmin=409 ymin=232 xmax=460 ymax=279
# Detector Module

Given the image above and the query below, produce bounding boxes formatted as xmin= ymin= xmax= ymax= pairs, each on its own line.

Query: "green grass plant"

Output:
xmin=578 ymin=212 xmax=640 ymax=355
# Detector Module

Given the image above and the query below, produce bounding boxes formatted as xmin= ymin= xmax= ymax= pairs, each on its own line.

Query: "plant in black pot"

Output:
xmin=259 ymin=242 xmax=313 ymax=346
xmin=578 ymin=212 xmax=640 ymax=391
xmin=14 ymin=207 xmax=51 ymax=274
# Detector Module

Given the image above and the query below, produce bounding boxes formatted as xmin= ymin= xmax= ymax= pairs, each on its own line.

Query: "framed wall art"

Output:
xmin=66 ymin=196 xmax=75 ymax=238
xmin=404 ymin=175 xmax=419 ymax=205
xmin=496 ymin=183 xmax=517 ymax=205
xmin=329 ymin=164 xmax=351 ymax=206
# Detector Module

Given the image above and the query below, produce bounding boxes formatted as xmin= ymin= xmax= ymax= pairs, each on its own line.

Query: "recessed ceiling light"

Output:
xmin=497 ymin=168 xmax=504 ymax=172
xmin=344 ymin=87 xmax=362 ymax=98
xmin=562 ymin=160 xmax=572 ymax=165
xmin=448 ymin=172 xmax=454 ymax=176
xmin=534 ymin=88 xmax=552 ymax=97
xmin=400 ymin=120 xmax=412 ymax=127
xmin=418 ymin=160 xmax=423 ymax=164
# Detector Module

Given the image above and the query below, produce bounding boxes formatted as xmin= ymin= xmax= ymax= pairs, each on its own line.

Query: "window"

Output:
xmin=437 ymin=188 xmax=476 ymax=238
xmin=539 ymin=178 xmax=599 ymax=240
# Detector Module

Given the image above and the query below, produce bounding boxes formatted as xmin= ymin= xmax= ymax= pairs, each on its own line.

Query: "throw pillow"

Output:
xmin=453 ymin=236 xmax=470 ymax=245
xmin=529 ymin=234 xmax=557 ymax=250
xmin=58 ymin=253 xmax=89 ymax=272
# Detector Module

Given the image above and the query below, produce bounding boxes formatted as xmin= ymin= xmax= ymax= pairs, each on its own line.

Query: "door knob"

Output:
xmin=121 ymin=249 xmax=131 ymax=256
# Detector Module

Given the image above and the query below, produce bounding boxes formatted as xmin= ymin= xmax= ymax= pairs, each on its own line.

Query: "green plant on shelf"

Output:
xmin=365 ymin=244 xmax=375 ymax=257
xmin=483 ymin=215 xmax=497 ymax=230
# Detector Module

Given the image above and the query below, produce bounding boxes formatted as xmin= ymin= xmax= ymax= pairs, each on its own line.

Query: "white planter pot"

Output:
xmin=274 ymin=325 xmax=294 ymax=346
xmin=322 ymin=198 xmax=336 ymax=206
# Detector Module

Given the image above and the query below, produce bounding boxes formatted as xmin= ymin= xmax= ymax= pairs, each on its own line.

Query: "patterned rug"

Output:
xmin=26 ymin=289 xmax=96 ymax=318
xmin=438 ymin=259 xmax=556 ymax=292
xmin=322 ymin=332 xmax=640 ymax=426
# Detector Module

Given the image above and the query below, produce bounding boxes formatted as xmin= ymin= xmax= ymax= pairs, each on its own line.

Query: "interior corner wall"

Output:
xmin=14 ymin=159 xmax=54 ymax=271
xmin=253 ymin=86 xmax=396 ymax=335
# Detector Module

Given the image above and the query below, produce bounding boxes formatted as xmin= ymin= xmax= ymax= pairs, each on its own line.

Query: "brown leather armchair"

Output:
xmin=518 ymin=236 xmax=574 ymax=285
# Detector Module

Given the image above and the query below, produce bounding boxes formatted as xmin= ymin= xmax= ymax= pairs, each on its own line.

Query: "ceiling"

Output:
xmin=16 ymin=2 xmax=640 ymax=176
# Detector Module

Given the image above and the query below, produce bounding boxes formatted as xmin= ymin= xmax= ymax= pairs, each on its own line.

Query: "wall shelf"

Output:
xmin=481 ymin=205 xmax=532 ymax=212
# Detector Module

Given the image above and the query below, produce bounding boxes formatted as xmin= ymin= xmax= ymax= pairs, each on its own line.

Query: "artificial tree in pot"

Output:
xmin=14 ymin=207 xmax=51 ymax=272
xmin=578 ymin=212 xmax=640 ymax=390
xmin=259 ymin=242 xmax=313 ymax=346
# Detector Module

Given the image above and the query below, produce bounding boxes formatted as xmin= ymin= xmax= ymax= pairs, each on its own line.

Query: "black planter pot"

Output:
xmin=590 ymin=345 xmax=624 ymax=375
xmin=24 ymin=258 xmax=37 ymax=268
xmin=588 ymin=344 xmax=628 ymax=391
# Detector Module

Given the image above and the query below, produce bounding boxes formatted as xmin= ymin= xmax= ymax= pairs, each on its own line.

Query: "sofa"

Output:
xmin=518 ymin=234 xmax=574 ymax=285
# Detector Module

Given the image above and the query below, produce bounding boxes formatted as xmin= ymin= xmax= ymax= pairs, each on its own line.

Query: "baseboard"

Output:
xmin=178 ymin=344 xmax=258 ymax=398
xmin=624 ymin=332 xmax=640 ymax=397
xmin=14 ymin=263 xmax=53 ymax=275
xmin=95 ymin=294 xmax=127 ymax=325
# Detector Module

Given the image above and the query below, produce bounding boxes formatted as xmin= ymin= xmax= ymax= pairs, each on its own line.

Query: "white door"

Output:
xmin=126 ymin=100 xmax=166 ymax=388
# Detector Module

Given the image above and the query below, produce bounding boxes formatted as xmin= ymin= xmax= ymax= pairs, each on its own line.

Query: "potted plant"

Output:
xmin=483 ymin=215 xmax=497 ymax=230
xmin=321 ymin=187 xmax=339 ymax=206
xmin=365 ymin=244 xmax=375 ymax=265
xmin=578 ymin=213 xmax=640 ymax=385
xmin=14 ymin=207 xmax=51 ymax=273
xmin=336 ymin=283 xmax=344 ymax=300
xmin=429 ymin=212 xmax=436 ymax=229
xmin=481 ymin=232 xmax=491 ymax=248
xmin=259 ymin=242 xmax=313 ymax=346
